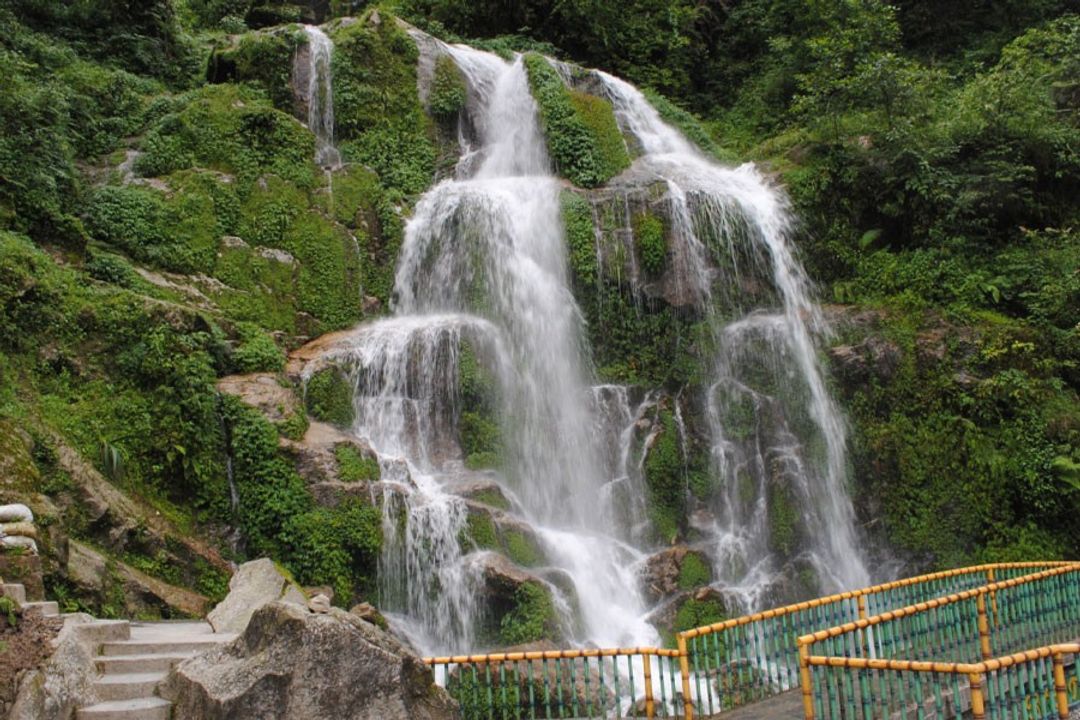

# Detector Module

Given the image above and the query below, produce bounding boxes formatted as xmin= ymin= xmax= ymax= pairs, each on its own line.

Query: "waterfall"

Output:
xmin=303 ymin=25 xmax=341 ymax=169
xmin=312 ymin=46 xmax=657 ymax=654
xmin=595 ymin=72 xmax=870 ymax=600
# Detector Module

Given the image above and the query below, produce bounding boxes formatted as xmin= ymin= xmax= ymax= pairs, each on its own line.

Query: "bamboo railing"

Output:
xmin=797 ymin=564 xmax=1080 ymax=720
xmin=422 ymin=561 xmax=1077 ymax=719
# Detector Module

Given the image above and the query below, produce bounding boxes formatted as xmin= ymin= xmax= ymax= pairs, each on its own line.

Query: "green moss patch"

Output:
xmin=499 ymin=580 xmax=557 ymax=645
xmin=335 ymin=443 xmax=380 ymax=483
xmin=634 ymin=211 xmax=667 ymax=276
xmin=644 ymin=409 xmax=686 ymax=543
xmin=523 ymin=54 xmax=629 ymax=188
xmin=331 ymin=14 xmax=436 ymax=195
xmin=304 ymin=367 xmax=354 ymax=427
xmin=677 ymin=552 xmax=712 ymax=590
xmin=429 ymin=54 xmax=468 ymax=119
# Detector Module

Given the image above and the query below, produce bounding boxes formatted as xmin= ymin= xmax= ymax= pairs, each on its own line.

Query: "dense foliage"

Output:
xmin=0 ymin=0 xmax=1076 ymax=626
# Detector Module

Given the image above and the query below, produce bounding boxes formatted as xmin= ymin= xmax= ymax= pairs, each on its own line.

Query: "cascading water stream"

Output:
xmin=594 ymin=72 xmax=870 ymax=601
xmin=302 ymin=25 xmax=341 ymax=169
xmin=312 ymin=44 xmax=658 ymax=655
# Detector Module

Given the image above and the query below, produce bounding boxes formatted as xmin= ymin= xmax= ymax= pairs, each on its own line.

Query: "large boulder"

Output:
xmin=207 ymin=558 xmax=306 ymax=634
xmin=67 ymin=541 xmax=211 ymax=619
xmin=161 ymin=601 xmax=459 ymax=720
xmin=8 ymin=614 xmax=102 ymax=720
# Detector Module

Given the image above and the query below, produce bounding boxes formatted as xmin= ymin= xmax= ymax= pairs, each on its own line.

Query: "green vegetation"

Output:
xmin=222 ymin=397 xmax=381 ymax=603
xmin=633 ymin=211 xmax=666 ymax=276
xmin=499 ymin=581 xmax=557 ymax=645
xmin=677 ymin=552 xmax=712 ymax=589
xmin=523 ymin=54 xmax=629 ymax=187
xmin=643 ymin=409 xmax=686 ymax=543
xmin=429 ymin=54 xmax=468 ymax=119
xmin=331 ymin=13 xmax=437 ymax=195
xmin=673 ymin=597 xmax=727 ymax=635
xmin=335 ymin=444 xmax=380 ymax=483
xmin=0 ymin=596 xmax=18 ymax=627
xmin=304 ymin=367 xmax=355 ymax=427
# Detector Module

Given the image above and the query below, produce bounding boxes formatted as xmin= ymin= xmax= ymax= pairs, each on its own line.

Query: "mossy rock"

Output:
xmin=0 ymin=420 xmax=40 ymax=494
xmin=677 ymin=551 xmax=713 ymax=590
xmin=334 ymin=443 xmax=380 ymax=483
xmin=643 ymin=408 xmax=686 ymax=543
xmin=304 ymin=366 xmax=354 ymax=427
xmin=523 ymin=54 xmax=629 ymax=188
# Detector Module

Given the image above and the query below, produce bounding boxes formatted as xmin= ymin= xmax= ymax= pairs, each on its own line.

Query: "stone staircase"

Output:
xmin=77 ymin=621 xmax=236 ymax=719
xmin=1 ymin=579 xmax=235 ymax=720
xmin=3 ymin=581 xmax=60 ymax=617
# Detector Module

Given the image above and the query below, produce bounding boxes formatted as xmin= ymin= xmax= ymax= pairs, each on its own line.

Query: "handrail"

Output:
xmin=797 ymin=563 xmax=1080 ymax=720
xmin=420 ymin=561 xmax=1077 ymax=719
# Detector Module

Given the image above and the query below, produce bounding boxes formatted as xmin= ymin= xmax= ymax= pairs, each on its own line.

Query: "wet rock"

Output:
xmin=217 ymin=372 xmax=302 ymax=424
xmin=640 ymin=545 xmax=691 ymax=603
xmin=162 ymin=601 xmax=458 ymax=720
xmin=828 ymin=336 xmax=902 ymax=384
xmin=207 ymin=558 xmax=307 ymax=634
xmin=279 ymin=420 xmax=379 ymax=488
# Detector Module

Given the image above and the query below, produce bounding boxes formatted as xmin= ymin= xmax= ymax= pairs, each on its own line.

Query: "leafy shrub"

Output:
xmin=305 ymin=367 xmax=355 ymax=427
xmin=232 ymin=322 xmax=284 ymax=373
xmin=429 ymin=55 xmax=467 ymax=118
xmin=523 ymin=54 xmax=629 ymax=188
xmin=86 ymin=253 xmax=139 ymax=288
xmin=634 ymin=211 xmax=666 ymax=275
xmin=499 ymin=581 xmax=556 ymax=645
xmin=335 ymin=444 xmax=380 ymax=483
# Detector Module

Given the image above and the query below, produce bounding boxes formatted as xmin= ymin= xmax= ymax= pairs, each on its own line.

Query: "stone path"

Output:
xmin=77 ymin=621 xmax=236 ymax=719
xmin=2 ymin=580 xmax=234 ymax=720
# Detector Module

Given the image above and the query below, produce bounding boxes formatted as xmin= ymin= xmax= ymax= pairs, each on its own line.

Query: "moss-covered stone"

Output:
xmin=135 ymin=83 xmax=315 ymax=191
xmin=499 ymin=580 xmax=558 ymax=645
xmin=331 ymin=13 xmax=437 ymax=195
xmin=208 ymin=26 xmax=306 ymax=112
xmin=643 ymin=408 xmax=686 ymax=543
xmin=677 ymin=551 xmax=712 ymax=589
xmin=304 ymin=367 xmax=354 ymax=427
xmin=335 ymin=443 xmax=380 ymax=483
xmin=429 ymin=54 xmax=467 ymax=119
xmin=523 ymin=54 xmax=629 ymax=188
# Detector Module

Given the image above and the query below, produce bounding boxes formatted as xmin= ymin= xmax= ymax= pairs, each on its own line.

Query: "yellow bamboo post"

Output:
xmin=857 ymin=595 xmax=869 ymax=657
xmin=799 ymin=643 xmax=815 ymax=720
xmin=969 ymin=672 xmax=987 ymax=720
xmin=643 ymin=653 xmax=655 ymax=719
xmin=857 ymin=594 xmax=867 ymax=620
xmin=677 ymin=634 xmax=694 ymax=720
xmin=976 ymin=593 xmax=993 ymax=660
xmin=1053 ymin=652 xmax=1069 ymax=719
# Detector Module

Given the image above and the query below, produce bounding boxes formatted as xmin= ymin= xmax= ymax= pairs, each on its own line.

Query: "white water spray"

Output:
xmin=303 ymin=26 xmax=341 ymax=168
xmin=596 ymin=72 xmax=870 ymax=599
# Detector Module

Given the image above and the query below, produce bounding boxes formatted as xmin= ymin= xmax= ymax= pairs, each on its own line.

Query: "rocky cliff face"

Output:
xmin=162 ymin=601 xmax=459 ymax=720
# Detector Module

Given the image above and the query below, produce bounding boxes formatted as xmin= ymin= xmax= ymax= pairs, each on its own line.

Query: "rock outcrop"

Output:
xmin=207 ymin=558 xmax=306 ymax=634
xmin=162 ymin=601 xmax=459 ymax=720
xmin=8 ymin=614 xmax=101 ymax=720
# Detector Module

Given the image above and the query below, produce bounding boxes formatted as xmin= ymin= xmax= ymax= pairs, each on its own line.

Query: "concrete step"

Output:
xmin=75 ymin=697 xmax=171 ymax=720
xmin=2 ymin=583 xmax=27 ymax=603
xmin=96 ymin=653 xmax=194 ymax=674
xmin=75 ymin=620 xmax=131 ymax=644
xmin=92 ymin=672 xmax=167 ymax=702
xmin=101 ymin=638 xmax=226 ymax=656
xmin=23 ymin=600 xmax=59 ymax=617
